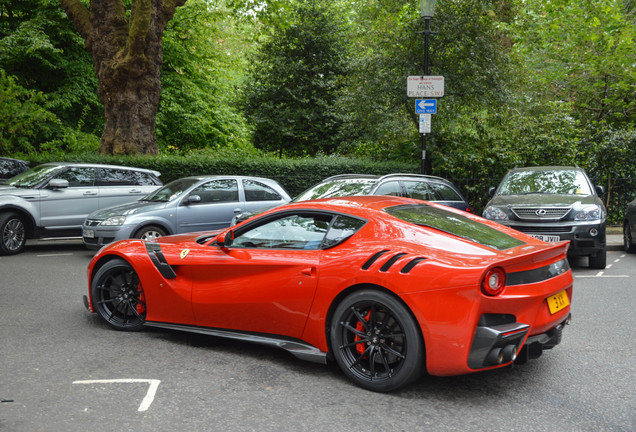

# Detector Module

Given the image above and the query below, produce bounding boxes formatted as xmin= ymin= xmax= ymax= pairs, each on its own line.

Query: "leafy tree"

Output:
xmin=60 ymin=0 xmax=187 ymax=155
xmin=244 ymin=0 xmax=351 ymax=157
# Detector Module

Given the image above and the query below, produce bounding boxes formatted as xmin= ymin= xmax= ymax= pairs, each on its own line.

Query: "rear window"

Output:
xmin=97 ymin=168 xmax=160 ymax=186
xmin=385 ymin=204 xmax=525 ymax=250
xmin=294 ymin=178 xmax=376 ymax=202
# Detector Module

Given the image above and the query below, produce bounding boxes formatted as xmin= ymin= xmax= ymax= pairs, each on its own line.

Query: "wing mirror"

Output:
xmin=48 ymin=179 xmax=69 ymax=189
xmin=488 ymin=187 xmax=496 ymax=198
xmin=216 ymin=230 xmax=234 ymax=248
xmin=186 ymin=195 xmax=201 ymax=205
xmin=595 ymin=185 xmax=605 ymax=197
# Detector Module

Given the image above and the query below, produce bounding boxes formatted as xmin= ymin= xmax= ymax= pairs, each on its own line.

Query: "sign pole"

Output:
xmin=421 ymin=16 xmax=432 ymax=175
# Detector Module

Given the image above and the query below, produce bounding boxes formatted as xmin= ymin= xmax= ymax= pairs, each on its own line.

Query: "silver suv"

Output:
xmin=82 ymin=175 xmax=291 ymax=249
xmin=483 ymin=166 xmax=606 ymax=269
xmin=0 ymin=162 xmax=161 ymax=255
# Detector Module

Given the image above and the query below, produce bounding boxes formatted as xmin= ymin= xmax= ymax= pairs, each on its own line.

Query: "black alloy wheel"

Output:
xmin=0 ymin=212 xmax=26 ymax=255
xmin=624 ymin=222 xmax=635 ymax=253
xmin=91 ymin=259 xmax=146 ymax=331
xmin=330 ymin=290 xmax=423 ymax=392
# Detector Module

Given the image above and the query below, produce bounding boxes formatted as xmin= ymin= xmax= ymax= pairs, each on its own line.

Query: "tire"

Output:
xmin=0 ymin=212 xmax=26 ymax=255
xmin=623 ymin=222 xmax=636 ymax=253
xmin=91 ymin=258 xmax=146 ymax=331
xmin=134 ymin=225 xmax=166 ymax=242
xmin=330 ymin=289 xmax=424 ymax=392
xmin=588 ymin=248 xmax=607 ymax=269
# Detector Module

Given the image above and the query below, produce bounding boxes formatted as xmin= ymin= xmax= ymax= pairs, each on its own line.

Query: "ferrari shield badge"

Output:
xmin=180 ymin=249 xmax=190 ymax=259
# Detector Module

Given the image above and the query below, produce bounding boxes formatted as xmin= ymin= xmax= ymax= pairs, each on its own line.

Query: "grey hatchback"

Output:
xmin=483 ymin=166 xmax=607 ymax=269
xmin=0 ymin=162 xmax=161 ymax=255
xmin=82 ymin=175 xmax=291 ymax=249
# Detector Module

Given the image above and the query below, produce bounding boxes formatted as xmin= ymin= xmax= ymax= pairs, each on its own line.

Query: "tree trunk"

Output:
xmin=60 ymin=0 xmax=185 ymax=155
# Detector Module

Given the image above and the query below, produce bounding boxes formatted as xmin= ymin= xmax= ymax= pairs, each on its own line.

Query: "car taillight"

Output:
xmin=481 ymin=267 xmax=506 ymax=296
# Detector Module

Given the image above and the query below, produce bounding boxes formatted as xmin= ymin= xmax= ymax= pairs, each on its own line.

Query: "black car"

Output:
xmin=0 ymin=157 xmax=29 ymax=183
xmin=233 ymin=173 xmax=472 ymax=225
xmin=483 ymin=166 xmax=607 ymax=269
xmin=624 ymin=198 xmax=636 ymax=253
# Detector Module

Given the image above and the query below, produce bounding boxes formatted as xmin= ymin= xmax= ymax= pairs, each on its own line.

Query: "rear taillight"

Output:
xmin=481 ymin=267 xmax=506 ymax=296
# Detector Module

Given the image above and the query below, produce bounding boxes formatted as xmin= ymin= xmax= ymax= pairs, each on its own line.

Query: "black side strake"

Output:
xmin=145 ymin=243 xmax=177 ymax=279
xmin=400 ymin=257 xmax=427 ymax=274
xmin=362 ymin=250 xmax=390 ymax=270
xmin=380 ymin=253 xmax=408 ymax=272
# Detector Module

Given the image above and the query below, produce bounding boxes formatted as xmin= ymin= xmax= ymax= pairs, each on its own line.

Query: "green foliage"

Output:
xmin=245 ymin=0 xmax=351 ymax=157
xmin=158 ymin=0 xmax=252 ymax=153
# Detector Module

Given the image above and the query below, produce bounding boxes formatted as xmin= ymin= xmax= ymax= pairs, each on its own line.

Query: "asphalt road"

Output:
xmin=1 ymin=241 xmax=634 ymax=432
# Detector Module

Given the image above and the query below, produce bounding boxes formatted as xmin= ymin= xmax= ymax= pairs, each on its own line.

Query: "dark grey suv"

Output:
xmin=0 ymin=162 xmax=161 ymax=255
xmin=483 ymin=166 xmax=606 ymax=269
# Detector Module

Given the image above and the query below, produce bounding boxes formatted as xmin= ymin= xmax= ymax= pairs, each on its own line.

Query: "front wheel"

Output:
xmin=0 ymin=212 xmax=26 ymax=255
xmin=91 ymin=258 xmax=146 ymax=331
xmin=624 ymin=222 xmax=635 ymax=253
xmin=588 ymin=248 xmax=607 ymax=269
xmin=134 ymin=225 xmax=166 ymax=242
xmin=330 ymin=290 xmax=423 ymax=392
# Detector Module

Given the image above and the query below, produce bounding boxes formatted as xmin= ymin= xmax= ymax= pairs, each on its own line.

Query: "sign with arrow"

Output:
xmin=415 ymin=99 xmax=437 ymax=114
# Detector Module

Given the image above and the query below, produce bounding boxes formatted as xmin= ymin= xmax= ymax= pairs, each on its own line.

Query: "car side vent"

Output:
xmin=362 ymin=250 xmax=390 ymax=270
xmin=145 ymin=243 xmax=177 ymax=279
xmin=400 ymin=257 xmax=427 ymax=274
xmin=380 ymin=253 xmax=408 ymax=272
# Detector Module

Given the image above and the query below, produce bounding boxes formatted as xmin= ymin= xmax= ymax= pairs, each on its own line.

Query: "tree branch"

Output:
xmin=59 ymin=0 xmax=91 ymax=41
xmin=128 ymin=0 xmax=152 ymax=57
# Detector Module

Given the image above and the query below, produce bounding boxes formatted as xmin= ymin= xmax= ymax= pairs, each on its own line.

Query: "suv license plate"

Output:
xmin=530 ymin=234 xmax=560 ymax=242
xmin=84 ymin=229 xmax=95 ymax=239
xmin=547 ymin=290 xmax=569 ymax=314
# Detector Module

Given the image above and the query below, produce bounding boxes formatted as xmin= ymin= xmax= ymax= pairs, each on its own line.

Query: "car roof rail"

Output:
xmin=321 ymin=174 xmax=380 ymax=181
xmin=378 ymin=173 xmax=448 ymax=182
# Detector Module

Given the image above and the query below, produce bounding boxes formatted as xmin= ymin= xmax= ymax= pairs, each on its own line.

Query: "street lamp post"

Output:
xmin=419 ymin=0 xmax=436 ymax=175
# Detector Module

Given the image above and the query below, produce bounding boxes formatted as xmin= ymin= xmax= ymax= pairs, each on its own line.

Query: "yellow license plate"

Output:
xmin=547 ymin=290 xmax=569 ymax=314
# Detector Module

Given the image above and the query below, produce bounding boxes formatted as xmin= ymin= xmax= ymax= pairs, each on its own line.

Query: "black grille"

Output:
xmin=513 ymin=226 xmax=572 ymax=234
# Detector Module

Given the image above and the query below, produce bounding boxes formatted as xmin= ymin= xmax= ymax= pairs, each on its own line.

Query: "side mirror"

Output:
xmin=488 ymin=187 xmax=496 ymax=198
xmin=186 ymin=195 xmax=201 ymax=205
xmin=595 ymin=185 xmax=605 ymax=197
xmin=216 ymin=230 xmax=234 ymax=248
xmin=48 ymin=179 xmax=69 ymax=189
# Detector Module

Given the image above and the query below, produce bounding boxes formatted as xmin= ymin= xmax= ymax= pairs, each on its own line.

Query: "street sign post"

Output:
xmin=415 ymin=99 xmax=437 ymax=114
xmin=407 ymin=76 xmax=444 ymax=98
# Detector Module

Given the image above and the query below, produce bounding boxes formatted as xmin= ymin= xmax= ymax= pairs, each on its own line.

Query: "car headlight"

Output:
xmin=100 ymin=215 xmax=127 ymax=226
xmin=574 ymin=205 xmax=603 ymax=221
xmin=483 ymin=206 xmax=509 ymax=221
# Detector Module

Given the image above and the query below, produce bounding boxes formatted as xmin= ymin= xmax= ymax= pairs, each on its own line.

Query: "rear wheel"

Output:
xmin=330 ymin=290 xmax=423 ymax=392
xmin=588 ymin=248 xmax=607 ymax=269
xmin=624 ymin=222 xmax=635 ymax=253
xmin=91 ymin=259 xmax=146 ymax=331
xmin=134 ymin=225 xmax=166 ymax=242
xmin=0 ymin=212 xmax=26 ymax=255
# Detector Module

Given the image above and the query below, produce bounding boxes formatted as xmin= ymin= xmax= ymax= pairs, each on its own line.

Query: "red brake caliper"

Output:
xmin=136 ymin=284 xmax=146 ymax=315
xmin=354 ymin=310 xmax=371 ymax=355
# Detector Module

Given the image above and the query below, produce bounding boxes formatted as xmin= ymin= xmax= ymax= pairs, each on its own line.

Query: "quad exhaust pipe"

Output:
xmin=486 ymin=344 xmax=518 ymax=365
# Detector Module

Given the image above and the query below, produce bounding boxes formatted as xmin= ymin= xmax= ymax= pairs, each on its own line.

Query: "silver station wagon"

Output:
xmin=0 ymin=162 xmax=162 ymax=255
xmin=82 ymin=175 xmax=291 ymax=249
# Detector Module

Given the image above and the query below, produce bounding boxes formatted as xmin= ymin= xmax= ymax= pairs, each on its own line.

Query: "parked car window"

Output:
xmin=374 ymin=181 xmax=402 ymax=197
xmin=55 ymin=167 xmax=95 ymax=187
xmin=498 ymin=169 xmax=593 ymax=196
xmin=428 ymin=182 xmax=463 ymax=201
xmin=189 ymin=179 xmax=239 ymax=204
xmin=233 ymin=213 xmax=332 ymax=250
xmin=8 ymin=165 xmax=64 ymax=188
xmin=243 ymin=179 xmax=283 ymax=201
xmin=322 ymin=215 xmax=366 ymax=249
xmin=144 ymin=178 xmax=200 ymax=203
xmin=294 ymin=178 xmax=376 ymax=201
xmin=97 ymin=168 xmax=158 ymax=186
xmin=403 ymin=180 xmax=431 ymax=200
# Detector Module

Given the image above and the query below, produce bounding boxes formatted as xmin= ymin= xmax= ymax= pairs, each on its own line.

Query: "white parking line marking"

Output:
xmin=37 ymin=253 xmax=74 ymax=257
xmin=575 ymin=275 xmax=629 ymax=278
xmin=73 ymin=379 xmax=161 ymax=412
xmin=614 ymin=259 xmax=620 ymax=263
xmin=606 ymin=264 xmax=613 ymax=269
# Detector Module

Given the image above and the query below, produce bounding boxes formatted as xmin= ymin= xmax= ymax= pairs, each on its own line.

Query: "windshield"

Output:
xmin=294 ymin=178 xmax=377 ymax=202
xmin=141 ymin=177 xmax=201 ymax=202
xmin=7 ymin=165 xmax=64 ymax=188
xmin=498 ymin=169 xmax=593 ymax=195
xmin=386 ymin=204 xmax=525 ymax=250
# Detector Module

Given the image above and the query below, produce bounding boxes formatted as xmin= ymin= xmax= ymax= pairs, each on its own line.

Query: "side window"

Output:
xmin=56 ymin=167 xmax=95 ymax=187
xmin=403 ymin=181 xmax=432 ymax=201
xmin=322 ymin=215 xmax=366 ymax=249
xmin=428 ymin=182 xmax=462 ymax=201
xmin=243 ymin=179 xmax=283 ymax=201
xmin=133 ymin=171 xmax=161 ymax=186
xmin=374 ymin=181 xmax=402 ymax=197
xmin=97 ymin=168 xmax=141 ymax=186
xmin=188 ymin=179 xmax=239 ymax=204
xmin=233 ymin=213 xmax=332 ymax=250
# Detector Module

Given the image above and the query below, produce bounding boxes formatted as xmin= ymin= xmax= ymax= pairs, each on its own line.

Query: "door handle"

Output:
xmin=233 ymin=208 xmax=243 ymax=214
xmin=129 ymin=189 xmax=142 ymax=193
xmin=301 ymin=267 xmax=317 ymax=277
xmin=83 ymin=191 xmax=98 ymax=196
